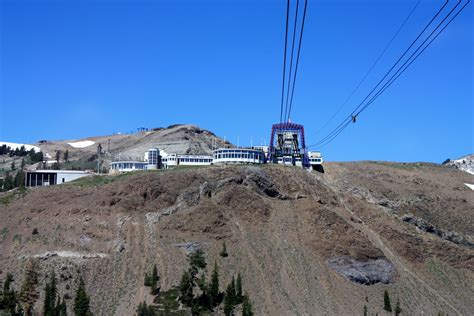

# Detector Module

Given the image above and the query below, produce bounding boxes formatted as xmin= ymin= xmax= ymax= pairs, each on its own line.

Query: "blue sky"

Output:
xmin=1 ymin=0 xmax=472 ymax=162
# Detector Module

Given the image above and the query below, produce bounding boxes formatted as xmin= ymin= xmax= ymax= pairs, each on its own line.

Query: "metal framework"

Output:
xmin=268 ymin=122 xmax=310 ymax=168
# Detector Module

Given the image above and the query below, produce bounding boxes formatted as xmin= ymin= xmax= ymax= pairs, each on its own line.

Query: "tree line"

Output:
xmin=139 ymin=244 xmax=254 ymax=316
xmin=0 ymin=146 xmax=44 ymax=163
xmin=0 ymin=260 xmax=92 ymax=316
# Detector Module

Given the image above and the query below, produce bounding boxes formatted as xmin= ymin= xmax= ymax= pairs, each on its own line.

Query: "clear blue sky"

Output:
xmin=1 ymin=0 xmax=472 ymax=162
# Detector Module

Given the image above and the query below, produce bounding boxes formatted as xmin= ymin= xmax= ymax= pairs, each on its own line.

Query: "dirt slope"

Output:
xmin=35 ymin=124 xmax=230 ymax=163
xmin=0 ymin=162 xmax=473 ymax=315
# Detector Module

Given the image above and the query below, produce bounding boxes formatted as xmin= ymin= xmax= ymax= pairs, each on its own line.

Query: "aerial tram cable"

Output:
xmin=286 ymin=0 xmax=308 ymax=123
xmin=346 ymin=0 xmax=450 ymax=120
xmin=283 ymin=0 xmax=301 ymax=122
xmin=355 ymin=0 xmax=469 ymax=118
xmin=309 ymin=0 xmax=456 ymax=147
xmin=310 ymin=0 xmax=450 ymax=147
xmin=314 ymin=0 xmax=421 ymax=135
xmin=280 ymin=0 xmax=291 ymax=124
xmin=309 ymin=0 xmax=470 ymax=149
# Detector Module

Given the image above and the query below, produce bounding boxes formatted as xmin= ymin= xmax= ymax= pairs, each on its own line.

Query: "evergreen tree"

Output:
xmin=73 ymin=278 xmax=90 ymax=316
xmin=14 ymin=170 xmax=25 ymax=188
xmin=220 ymin=241 xmax=228 ymax=257
xmin=235 ymin=273 xmax=243 ymax=304
xmin=209 ymin=262 xmax=220 ymax=307
xmin=242 ymin=295 xmax=253 ymax=316
xmin=178 ymin=271 xmax=194 ymax=307
xmin=188 ymin=249 xmax=206 ymax=278
xmin=21 ymin=159 xmax=26 ymax=170
xmin=144 ymin=272 xmax=151 ymax=287
xmin=223 ymin=277 xmax=236 ymax=316
xmin=2 ymin=273 xmax=18 ymax=314
xmin=3 ymin=172 xmax=14 ymax=191
xmin=56 ymin=296 xmax=67 ymax=316
xmin=383 ymin=290 xmax=392 ymax=312
xmin=150 ymin=265 xmax=159 ymax=295
xmin=11 ymin=161 xmax=16 ymax=171
xmin=55 ymin=151 xmax=61 ymax=166
xmin=136 ymin=301 xmax=154 ymax=316
xmin=63 ymin=150 xmax=69 ymax=163
xmin=43 ymin=271 xmax=58 ymax=316
xmin=19 ymin=259 xmax=39 ymax=315
xmin=394 ymin=299 xmax=401 ymax=316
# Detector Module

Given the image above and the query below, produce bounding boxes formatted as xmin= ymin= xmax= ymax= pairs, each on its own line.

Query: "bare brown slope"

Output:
xmin=0 ymin=163 xmax=473 ymax=315
xmin=35 ymin=124 xmax=230 ymax=163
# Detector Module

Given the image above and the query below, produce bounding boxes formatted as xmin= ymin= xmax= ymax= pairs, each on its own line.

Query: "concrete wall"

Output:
xmin=55 ymin=172 xmax=91 ymax=184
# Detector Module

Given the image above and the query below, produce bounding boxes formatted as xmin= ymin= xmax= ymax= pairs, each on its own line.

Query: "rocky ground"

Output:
xmin=34 ymin=124 xmax=230 ymax=165
xmin=0 ymin=162 xmax=473 ymax=315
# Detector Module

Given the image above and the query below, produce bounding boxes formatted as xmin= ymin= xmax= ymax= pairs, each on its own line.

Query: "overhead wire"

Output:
xmin=286 ymin=0 xmax=309 ymax=122
xmin=310 ymin=0 xmax=450 ymax=147
xmin=355 ymin=0 xmax=469 ymax=117
xmin=280 ymin=0 xmax=291 ymax=124
xmin=309 ymin=0 xmax=470 ymax=148
xmin=283 ymin=0 xmax=301 ymax=122
xmin=314 ymin=0 xmax=421 ymax=135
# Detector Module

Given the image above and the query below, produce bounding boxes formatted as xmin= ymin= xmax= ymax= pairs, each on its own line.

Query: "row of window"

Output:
xmin=111 ymin=163 xmax=147 ymax=170
xmin=214 ymin=153 xmax=264 ymax=160
xmin=178 ymin=158 xmax=213 ymax=163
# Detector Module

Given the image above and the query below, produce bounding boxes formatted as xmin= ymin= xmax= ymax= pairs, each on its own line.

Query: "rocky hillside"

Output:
xmin=0 ymin=162 xmax=472 ymax=315
xmin=34 ymin=124 xmax=230 ymax=165
xmin=443 ymin=154 xmax=474 ymax=175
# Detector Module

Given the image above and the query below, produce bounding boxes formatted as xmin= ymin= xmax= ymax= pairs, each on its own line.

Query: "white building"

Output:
xmin=25 ymin=170 xmax=92 ymax=187
xmin=109 ymin=161 xmax=147 ymax=173
xmin=213 ymin=148 xmax=265 ymax=165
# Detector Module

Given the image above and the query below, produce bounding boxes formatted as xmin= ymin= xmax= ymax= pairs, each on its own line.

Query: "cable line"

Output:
xmin=280 ymin=0 xmax=291 ymax=124
xmin=286 ymin=0 xmax=308 ymax=122
xmin=308 ymin=0 xmax=452 ymax=148
xmin=284 ymin=0 xmax=301 ymax=122
xmin=314 ymin=0 xmax=421 ymax=135
xmin=355 ymin=0 xmax=468 ymax=117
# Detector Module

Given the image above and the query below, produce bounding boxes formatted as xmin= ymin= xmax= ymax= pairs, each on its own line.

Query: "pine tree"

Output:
xmin=3 ymin=172 xmax=14 ymax=191
xmin=73 ymin=278 xmax=90 ymax=316
xmin=223 ymin=277 xmax=236 ymax=316
xmin=235 ymin=273 xmax=243 ymax=304
xmin=56 ymin=296 xmax=67 ymax=316
xmin=11 ymin=161 xmax=16 ymax=171
xmin=2 ymin=273 xmax=18 ymax=314
xmin=63 ymin=150 xmax=69 ymax=163
xmin=178 ymin=271 xmax=194 ymax=307
xmin=14 ymin=170 xmax=25 ymax=188
xmin=150 ymin=265 xmax=159 ymax=295
xmin=21 ymin=159 xmax=26 ymax=170
xmin=209 ymin=262 xmax=220 ymax=307
xmin=188 ymin=249 xmax=206 ymax=278
xmin=383 ymin=290 xmax=392 ymax=312
xmin=43 ymin=271 xmax=58 ymax=316
xmin=220 ymin=241 xmax=228 ymax=257
xmin=242 ymin=294 xmax=253 ymax=316
xmin=137 ymin=301 xmax=154 ymax=316
xmin=56 ymin=151 xmax=61 ymax=167
xmin=394 ymin=299 xmax=401 ymax=316
xmin=19 ymin=259 xmax=39 ymax=315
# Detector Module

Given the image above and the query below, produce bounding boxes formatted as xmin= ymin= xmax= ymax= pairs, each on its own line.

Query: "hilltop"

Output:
xmin=443 ymin=154 xmax=474 ymax=175
xmin=0 ymin=161 xmax=473 ymax=315
xmin=0 ymin=124 xmax=230 ymax=175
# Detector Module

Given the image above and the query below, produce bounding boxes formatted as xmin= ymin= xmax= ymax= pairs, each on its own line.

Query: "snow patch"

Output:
xmin=445 ymin=154 xmax=474 ymax=175
xmin=465 ymin=183 xmax=474 ymax=191
xmin=32 ymin=251 xmax=108 ymax=259
xmin=0 ymin=141 xmax=40 ymax=152
xmin=68 ymin=140 xmax=95 ymax=148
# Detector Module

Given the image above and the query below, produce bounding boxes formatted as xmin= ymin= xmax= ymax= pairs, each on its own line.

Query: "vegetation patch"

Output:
xmin=67 ymin=171 xmax=141 ymax=188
